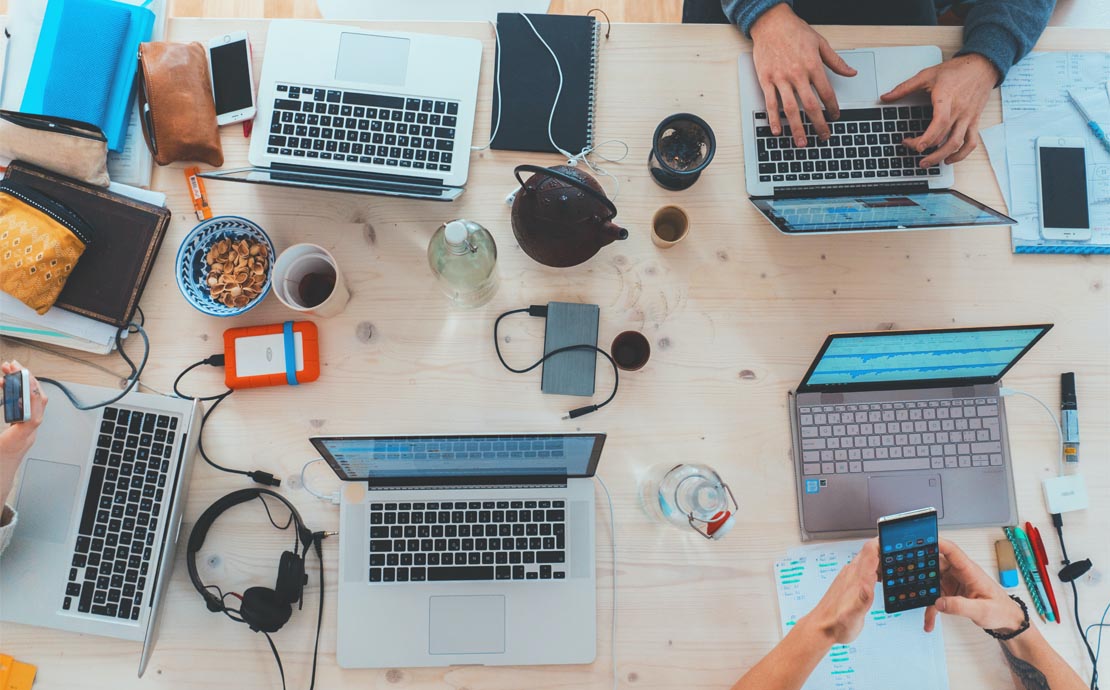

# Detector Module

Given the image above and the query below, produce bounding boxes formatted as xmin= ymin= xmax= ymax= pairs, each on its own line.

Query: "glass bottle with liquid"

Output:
xmin=640 ymin=463 xmax=737 ymax=540
xmin=427 ymin=219 xmax=499 ymax=308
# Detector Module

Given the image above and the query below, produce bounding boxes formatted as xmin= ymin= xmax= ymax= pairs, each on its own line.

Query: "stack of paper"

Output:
xmin=982 ymin=52 xmax=1110 ymax=254
xmin=774 ymin=540 xmax=949 ymax=690
xmin=0 ymin=181 xmax=165 ymax=353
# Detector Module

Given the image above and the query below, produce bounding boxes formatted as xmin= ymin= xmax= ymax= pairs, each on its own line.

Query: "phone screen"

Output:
xmin=210 ymin=39 xmax=253 ymax=115
xmin=3 ymin=372 xmax=25 ymax=424
xmin=879 ymin=508 xmax=940 ymax=613
xmin=1039 ymin=147 xmax=1090 ymax=229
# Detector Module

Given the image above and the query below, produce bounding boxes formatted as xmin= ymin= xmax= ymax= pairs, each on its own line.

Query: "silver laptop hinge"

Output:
xmin=366 ymin=481 xmax=568 ymax=491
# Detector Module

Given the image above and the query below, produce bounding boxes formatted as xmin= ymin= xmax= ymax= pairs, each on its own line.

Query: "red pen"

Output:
xmin=1026 ymin=522 xmax=1061 ymax=624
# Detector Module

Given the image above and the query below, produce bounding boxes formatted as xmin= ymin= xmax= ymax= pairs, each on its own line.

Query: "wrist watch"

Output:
xmin=984 ymin=595 xmax=1030 ymax=640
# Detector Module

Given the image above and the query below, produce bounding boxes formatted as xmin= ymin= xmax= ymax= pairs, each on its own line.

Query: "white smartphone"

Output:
xmin=1036 ymin=136 xmax=1092 ymax=241
xmin=206 ymin=31 xmax=256 ymax=126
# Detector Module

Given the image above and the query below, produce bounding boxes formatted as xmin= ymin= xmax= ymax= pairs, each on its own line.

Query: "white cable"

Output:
xmin=518 ymin=12 xmax=576 ymax=161
xmin=301 ymin=458 xmax=340 ymax=503
xmin=471 ymin=19 xmax=504 ymax=152
xmin=595 ymin=474 xmax=617 ymax=690
xmin=999 ymin=387 xmax=1065 ymax=476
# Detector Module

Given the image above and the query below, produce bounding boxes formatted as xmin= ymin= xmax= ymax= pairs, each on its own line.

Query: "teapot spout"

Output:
xmin=602 ymin=220 xmax=630 ymax=245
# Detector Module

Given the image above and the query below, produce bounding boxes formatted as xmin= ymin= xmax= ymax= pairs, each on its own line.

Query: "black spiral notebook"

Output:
xmin=490 ymin=13 xmax=600 ymax=154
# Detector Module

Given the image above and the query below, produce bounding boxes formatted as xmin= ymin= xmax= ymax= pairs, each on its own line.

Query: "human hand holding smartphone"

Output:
xmin=2 ymin=369 xmax=30 ymax=424
xmin=878 ymin=507 xmax=941 ymax=613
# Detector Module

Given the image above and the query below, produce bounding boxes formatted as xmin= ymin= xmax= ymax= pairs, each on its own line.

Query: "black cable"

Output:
xmin=262 ymin=630 xmax=287 ymax=690
xmin=1053 ymin=514 xmax=1100 ymax=689
xmin=308 ymin=532 xmax=327 ymax=690
xmin=173 ymin=356 xmax=281 ymax=486
xmin=494 ymin=306 xmax=619 ymax=419
xmin=38 ymin=321 xmax=150 ymax=410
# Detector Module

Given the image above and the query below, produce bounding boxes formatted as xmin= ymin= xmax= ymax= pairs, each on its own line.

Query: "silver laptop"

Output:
xmin=309 ymin=433 xmax=603 ymax=668
xmin=200 ymin=20 xmax=482 ymax=201
xmin=738 ymin=46 xmax=1014 ymax=234
xmin=0 ymin=381 xmax=201 ymax=676
xmin=788 ymin=325 xmax=1053 ymax=541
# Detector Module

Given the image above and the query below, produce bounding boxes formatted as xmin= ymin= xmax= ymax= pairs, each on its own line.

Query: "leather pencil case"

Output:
xmin=137 ymin=41 xmax=223 ymax=167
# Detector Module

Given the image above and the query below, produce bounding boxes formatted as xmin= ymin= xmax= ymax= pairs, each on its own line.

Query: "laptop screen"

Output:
xmin=751 ymin=189 xmax=1014 ymax=234
xmin=798 ymin=325 xmax=1052 ymax=392
xmin=310 ymin=433 xmax=605 ymax=484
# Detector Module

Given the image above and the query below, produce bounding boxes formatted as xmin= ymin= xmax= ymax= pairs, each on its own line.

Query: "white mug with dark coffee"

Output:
xmin=272 ymin=243 xmax=350 ymax=317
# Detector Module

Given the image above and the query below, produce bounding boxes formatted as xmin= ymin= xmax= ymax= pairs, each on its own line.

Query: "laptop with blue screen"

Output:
xmin=738 ymin=47 xmax=1016 ymax=234
xmin=788 ymin=325 xmax=1052 ymax=541
xmin=309 ymin=432 xmax=604 ymax=668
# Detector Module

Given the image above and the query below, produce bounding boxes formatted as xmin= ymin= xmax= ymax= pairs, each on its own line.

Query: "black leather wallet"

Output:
xmin=5 ymin=161 xmax=171 ymax=327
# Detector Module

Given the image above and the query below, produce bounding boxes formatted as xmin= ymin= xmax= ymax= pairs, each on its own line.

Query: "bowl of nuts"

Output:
xmin=175 ymin=216 xmax=274 ymax=317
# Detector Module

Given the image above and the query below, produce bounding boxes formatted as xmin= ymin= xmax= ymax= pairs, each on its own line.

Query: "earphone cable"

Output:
xmin=38 ymin=321 xmax=150 ymax=410
xmin=262 ymin=630 xmax=287 ymax=690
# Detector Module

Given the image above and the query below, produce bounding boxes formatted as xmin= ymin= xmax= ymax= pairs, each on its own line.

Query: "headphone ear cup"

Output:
xmin=239 ymin=587 xmax=292 ymax=633
xmin=274 ymin=551 xmax=306 ymax=605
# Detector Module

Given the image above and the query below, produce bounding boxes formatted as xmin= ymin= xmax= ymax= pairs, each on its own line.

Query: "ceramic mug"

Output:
xmin=651 ymin=205 xmax=690 ymax=248
xmin=271 ymin=243 xmax=350 ymax=317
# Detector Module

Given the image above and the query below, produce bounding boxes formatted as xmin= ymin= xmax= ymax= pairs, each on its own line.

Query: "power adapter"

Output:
xmin=1042 ymin=474 xmax=1088 ymax=514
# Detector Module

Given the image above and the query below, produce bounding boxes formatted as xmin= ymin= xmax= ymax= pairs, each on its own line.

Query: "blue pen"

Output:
xmin=1067 ymin=89 xmax=1110 ymax=155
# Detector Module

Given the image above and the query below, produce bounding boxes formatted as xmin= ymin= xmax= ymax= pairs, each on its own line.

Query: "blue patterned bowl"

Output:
xmin=175 ymin=216 xmax=274 ymax=317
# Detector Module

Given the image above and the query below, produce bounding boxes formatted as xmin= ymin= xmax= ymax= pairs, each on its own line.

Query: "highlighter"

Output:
xmin=995 ymin=539 xmax=1019 ymax=588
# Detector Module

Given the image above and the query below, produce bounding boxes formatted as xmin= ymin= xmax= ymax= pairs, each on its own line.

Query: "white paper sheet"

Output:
xmin=1001 ymin=52 xmax=1110 ymax=121
xmin=775 ymin=540 xmax=949 ymax=690
xmin=984 ymin=85 xmax=1110 ymax=252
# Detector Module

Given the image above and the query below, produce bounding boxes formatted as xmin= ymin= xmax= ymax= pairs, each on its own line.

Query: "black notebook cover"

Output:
xmin=491 ymin=13 xmax=599 ymax=154
xmin=6 ymin=161 xmax=171 ymax=328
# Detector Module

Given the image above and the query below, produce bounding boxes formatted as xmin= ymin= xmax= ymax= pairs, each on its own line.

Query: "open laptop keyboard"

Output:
xmin=63 ymin=406 xmax=178 ymax=620
xmin=799 ymin=397 xmax=1002 ymax=475
xmin=267 ymin=84 xmax=459 ymax=171
xmin=754 ymin=106 xmax=940 ymax=183
xmin=369 ymin=500 xmax=567 ymax=584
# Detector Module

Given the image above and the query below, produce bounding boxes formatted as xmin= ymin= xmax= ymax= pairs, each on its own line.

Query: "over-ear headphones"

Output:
xmin=187 ymin=489 xmax=330 ymax=690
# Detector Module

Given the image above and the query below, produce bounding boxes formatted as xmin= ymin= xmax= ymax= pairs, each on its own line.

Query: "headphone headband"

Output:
xmin=186 ymin=488 xmax=311 ymax=613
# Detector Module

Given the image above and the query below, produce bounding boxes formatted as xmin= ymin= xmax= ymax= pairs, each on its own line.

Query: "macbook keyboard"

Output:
xmin=799 ymin=397 xmax=1002 ymax=475
xmin=63 ymin=406 xmax=179 ymax=620
xmin=754 ymin=106 xmax=940 ymax=183
xmin=267 ymin=84 xmax=459 ymax=172
xmin=369 ymin=500 xmax=567 ymax=584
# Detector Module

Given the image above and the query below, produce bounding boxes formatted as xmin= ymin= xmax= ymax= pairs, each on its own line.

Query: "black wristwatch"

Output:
xmin=984 ymin=595 xmax=1031 ymax=640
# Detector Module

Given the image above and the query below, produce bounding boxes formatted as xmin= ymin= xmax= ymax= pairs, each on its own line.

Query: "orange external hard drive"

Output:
xmin=223 ymin=321 xmax=320 ymax=389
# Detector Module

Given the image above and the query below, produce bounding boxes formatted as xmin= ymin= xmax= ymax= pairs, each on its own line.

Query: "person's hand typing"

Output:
xmin=749 ymin=4 xmax=857 ymax=147
xmin=804 ymin=538 xmax=880 ymax=644
xmin=881 ymin=54 xmax=999 ymax=168
xmin=924 ymin=538 xmax=1026 ymax=634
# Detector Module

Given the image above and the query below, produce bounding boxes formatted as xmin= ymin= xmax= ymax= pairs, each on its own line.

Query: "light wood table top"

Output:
xmin=2 ymin=18 xmax=1108 ymax=690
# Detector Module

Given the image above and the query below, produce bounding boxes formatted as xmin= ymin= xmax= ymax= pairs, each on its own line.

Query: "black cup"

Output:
xmin=611 ymin=331 xmax=651 ymax=371
xmin=649 ymin=113 xmax=716 ymax=191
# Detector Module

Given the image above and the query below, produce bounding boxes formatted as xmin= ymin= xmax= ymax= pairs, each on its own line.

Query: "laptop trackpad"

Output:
xmin=428 ymin=595 xmax=506 ymax=655
xmin=867 ymin=474 xmax=943 ymax=522
xmin=825 ymin=51 xmax=878 ymax=103
xmin=14 ymin=458 xmax=80 ymax=544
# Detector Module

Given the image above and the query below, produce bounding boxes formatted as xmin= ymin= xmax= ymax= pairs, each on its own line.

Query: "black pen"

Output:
xmin=1061 ymin=372 xmax=1079 ymax=463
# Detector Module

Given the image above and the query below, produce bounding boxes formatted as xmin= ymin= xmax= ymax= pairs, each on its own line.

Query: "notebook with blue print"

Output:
xmin=21 ymin=0 xmax=154 ymax=151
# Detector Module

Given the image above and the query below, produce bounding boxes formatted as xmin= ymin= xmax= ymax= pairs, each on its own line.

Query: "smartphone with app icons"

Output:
xmin=878 ymin=507 xmax=940 ymax=613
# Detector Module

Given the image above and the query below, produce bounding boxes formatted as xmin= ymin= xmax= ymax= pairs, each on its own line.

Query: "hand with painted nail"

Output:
xmin=881 ymin=54 xmax=998 ymax=168
xmin=750 ymin=4 xmax=857 ymax=149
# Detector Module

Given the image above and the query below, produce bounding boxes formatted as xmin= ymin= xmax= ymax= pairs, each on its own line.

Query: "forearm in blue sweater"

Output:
xmin=719 ymin=0 xmax=1054 ymax=81
xmin=956 ymin=0 xmax=1054 ymax=83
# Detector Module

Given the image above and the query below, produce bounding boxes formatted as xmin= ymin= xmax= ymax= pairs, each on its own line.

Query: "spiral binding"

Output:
xmin=585 ymin=18 xmax=600 ymax=151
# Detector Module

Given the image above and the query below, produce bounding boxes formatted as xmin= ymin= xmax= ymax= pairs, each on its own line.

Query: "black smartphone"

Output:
xmin=878 ymin=507 xmax=940 ymax=613
xmin=3 ymin=370 xmax=31 ymax=424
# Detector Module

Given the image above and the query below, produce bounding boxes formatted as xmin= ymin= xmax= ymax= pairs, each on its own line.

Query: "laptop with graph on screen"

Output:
xmin=787 ymin=324 xmax=1053 ymax=541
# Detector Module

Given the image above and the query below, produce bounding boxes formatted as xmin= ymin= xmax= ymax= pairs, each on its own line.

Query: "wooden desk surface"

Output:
xmin=2 ymin=19 xmax=1108 ymax=690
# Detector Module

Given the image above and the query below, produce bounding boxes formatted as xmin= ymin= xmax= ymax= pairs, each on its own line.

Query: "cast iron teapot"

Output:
xmin=511 ymin=164 xmax=629 ymax=268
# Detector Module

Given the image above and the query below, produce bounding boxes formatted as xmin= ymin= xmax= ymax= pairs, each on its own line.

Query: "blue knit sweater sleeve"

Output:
xmin=956 ymin=0 xmax=1055 ymax=83
xmin=720 ymin=0 xmax=790 ymax=37
xmin=720 ymin=0 xmax=1054 ymax=82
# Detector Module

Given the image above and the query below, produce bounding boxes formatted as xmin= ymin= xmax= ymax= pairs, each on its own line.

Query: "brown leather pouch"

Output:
xmin=137 ymin=42 xmax=223 ymax=167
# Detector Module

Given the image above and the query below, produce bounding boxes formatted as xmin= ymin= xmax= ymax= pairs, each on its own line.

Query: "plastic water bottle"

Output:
xmin=640 ymin=463 xmax=737 ymax=540
xmin=427 ymin=219 xmax=499 ymax=308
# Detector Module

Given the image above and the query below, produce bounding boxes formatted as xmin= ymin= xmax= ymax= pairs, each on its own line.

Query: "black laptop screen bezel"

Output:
xmin=795 ymin=324 xmax=1053 ymax=394
xmin=309 ymin=433 xmax=607 ymax=487
xmin=749 ymin=188 xmax=1015 ymax=234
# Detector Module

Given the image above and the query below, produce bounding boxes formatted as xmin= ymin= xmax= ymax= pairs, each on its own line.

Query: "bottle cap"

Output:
xmin=444 ymin=220 xmax=469 ymax=247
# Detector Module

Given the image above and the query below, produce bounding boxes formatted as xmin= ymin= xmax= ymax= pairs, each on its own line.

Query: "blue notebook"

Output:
xmin=21 ymin=0 xmax=154 ymax=151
